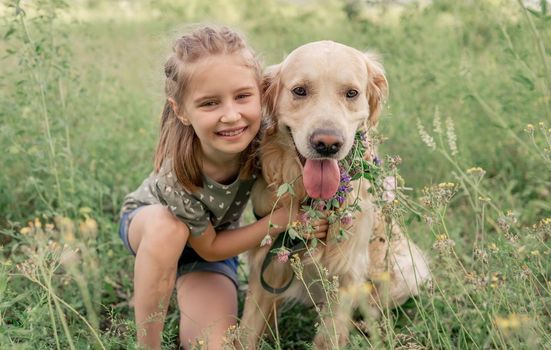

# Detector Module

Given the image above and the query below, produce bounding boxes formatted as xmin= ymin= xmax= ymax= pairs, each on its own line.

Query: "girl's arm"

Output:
xmin=187 ymin=206 xmax=291 ymax=261
xmin=188 ymin=206 xmax=329 ymax=261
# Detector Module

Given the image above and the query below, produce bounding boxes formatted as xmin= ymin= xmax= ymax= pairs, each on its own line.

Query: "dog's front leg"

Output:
xmin=238 ymin=249 xmax=284 ymax=349
xmin=312 ymin=286 xmax=355 ymax=350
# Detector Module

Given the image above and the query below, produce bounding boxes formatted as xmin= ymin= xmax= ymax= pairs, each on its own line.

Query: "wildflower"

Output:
xmin=464 ymin=271 xmax=478 ymax=285
xmin=421 ymin=182 xmax=457 ymax=209
xmin=446 ymin=117 xmax=458 ymax=156
xmin=466 ymin=167 xmax=486 ymax=177
xmin=524 ymin=124 xmax=535 ymax=133
xmin=340 ymin=212 xmax=354 ymax=225
xmin=386 ymin=155 xmax=402 ymax=169
xmin=313 ymin=201 xmax=326 ymax=211
xmin=433 ymin=112 xmax=443 ymax=134
xmin=64 ymin=231 xmax=75 ymax=242
xmin=372 ymin=271 xmax=390 ymax=283
xmin=490 ymin=272 xmax=506 ymax=289
xmin=60 ymin=248 xmax=80 ymax=268
xmin=495 ymin=313 xmax=527 ymax=332
xmin=488 ymin=243 xmax=499 ymax=253
xmin=473 ymin=248 xmax=488 ymax=264
xmin=433 ymin=234 xmax=455 ymax=254
xmin=276 ymin=248 xmax=290 ymax=263
xmin=417 ymin=119 xmax=436 ymax=150
xmin=260 ymin=234 xmax=273 ymax=247
xmin=290 ymin=253 xmax=303 ymax=279
xmin=517 ymin=265 xmax=531 ymax=280
xmin=20 ymin=226 xmax=31 ymax=235
xmin=382 ymin=190 xmax=396 ymax=203
xmin=79 ymin=217 xmax=98 ymax=239
xmin=55 ymin=216 xmax=75 ymax=236
xmin=383 ymin=176 xmax=397 ymax=191
xmin=478 ymin=196 xmax=491 ymax=203
xmin=299 ymin=212 xmax=310 ymax=224
xmin=423 ymin=215 xmax=435 ymax=226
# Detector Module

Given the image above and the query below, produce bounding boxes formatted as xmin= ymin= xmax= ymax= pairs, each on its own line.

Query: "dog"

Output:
xmin=240 ymin=41 xmax=431 ymax=349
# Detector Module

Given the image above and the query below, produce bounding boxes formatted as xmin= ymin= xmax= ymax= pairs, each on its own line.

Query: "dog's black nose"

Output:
xmin=310 ymin=130 xmax=343 ymax=156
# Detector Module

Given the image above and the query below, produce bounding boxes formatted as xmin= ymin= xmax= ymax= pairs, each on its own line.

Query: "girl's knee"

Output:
xmin=133 ymin=205 xmax=189 ymax=261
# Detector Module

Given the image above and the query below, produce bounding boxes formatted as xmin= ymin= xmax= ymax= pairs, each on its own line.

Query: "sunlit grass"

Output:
xmin=1 ymin=0 xmax=549 ymax=348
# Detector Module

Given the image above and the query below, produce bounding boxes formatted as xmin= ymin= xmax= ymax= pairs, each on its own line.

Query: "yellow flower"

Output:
xmin=55 ymin=216 xmax=75 ymax=235
xmin=467 ymin=167 xmax=485 ymax=175
xmin=79 ymin=217 xmax=98 ymax=239
xmin=495 ymin=313 xmax=527 ymax=331
xmin=524 ymin=124 xmax=534 ymax=133
xmin=64 ymin=231 xmax=75 ymax=243
xmin=20 ymin=227 xmax=31 ymax=235
xmin=372 ymin=271 xmax=390 ymax=282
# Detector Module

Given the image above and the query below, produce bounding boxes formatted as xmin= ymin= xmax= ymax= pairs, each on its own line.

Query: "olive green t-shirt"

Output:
xmin=121 ymin=163 xmax=257 ymax=236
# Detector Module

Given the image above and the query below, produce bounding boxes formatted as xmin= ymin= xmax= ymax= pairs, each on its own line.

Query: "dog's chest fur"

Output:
xmin=251 ymin=179 xmax=376 ymax=304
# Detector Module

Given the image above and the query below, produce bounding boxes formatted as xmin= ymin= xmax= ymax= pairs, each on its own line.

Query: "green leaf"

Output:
xmin=310 ymin=238 xmax=318 ymax=249
xmin=287 ymin=227 xmax=300 ymax=240
xmin=512 ymin=73 xmax=535 ymax=91
xmin=277 ymin=183 xmax=289 ymax=197
xmin=4 ymin=26 xmax=15 ymax=39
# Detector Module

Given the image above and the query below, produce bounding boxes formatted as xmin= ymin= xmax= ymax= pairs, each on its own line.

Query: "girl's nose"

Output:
xmin=220 ymin=103 xmax=241 ymax=123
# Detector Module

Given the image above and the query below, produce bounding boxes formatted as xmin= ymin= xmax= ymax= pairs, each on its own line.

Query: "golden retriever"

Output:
xmin=240 ymin=41 xmax=430 ymax=349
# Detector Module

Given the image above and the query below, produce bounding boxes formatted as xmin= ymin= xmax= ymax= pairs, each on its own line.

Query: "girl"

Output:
xmin=118 ymin=25 xmax=327 ymax=349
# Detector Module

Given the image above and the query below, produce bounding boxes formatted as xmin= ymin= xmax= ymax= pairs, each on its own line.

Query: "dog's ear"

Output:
xmin=364 ymin=53 xmax=388 ymax=127
xmin=262 ymin=64 xmax=281 ymax=118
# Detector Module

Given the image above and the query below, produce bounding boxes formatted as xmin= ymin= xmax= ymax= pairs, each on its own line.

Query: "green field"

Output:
xmin=1 ymin=0 xmax=550 ymax=348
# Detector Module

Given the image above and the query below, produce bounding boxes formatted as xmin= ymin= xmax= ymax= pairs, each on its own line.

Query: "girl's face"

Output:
xmin=182 ymin=53 xmax=261 ymax=164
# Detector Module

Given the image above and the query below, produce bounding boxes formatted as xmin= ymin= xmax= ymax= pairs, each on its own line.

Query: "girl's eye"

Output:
xmin=236 ymin=94 xmax=251 ymax=100
xmin=292 ymin=86 xmax=307 ymax=97
xmin=199 ymin=100 xmax=218 ymax=107
xmin=346 ymin=89 xmax=359 ymax=98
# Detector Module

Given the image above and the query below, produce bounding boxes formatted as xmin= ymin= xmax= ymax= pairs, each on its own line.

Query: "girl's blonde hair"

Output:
xmin=154 ymin=25 xmax=263 ymax=191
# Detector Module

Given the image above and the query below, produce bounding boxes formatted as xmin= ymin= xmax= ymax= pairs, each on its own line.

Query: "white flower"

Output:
xmin=382 ymin=191 xmax=396 ymax=203
xmin=383 ymin=176 xmax=397 ymax=191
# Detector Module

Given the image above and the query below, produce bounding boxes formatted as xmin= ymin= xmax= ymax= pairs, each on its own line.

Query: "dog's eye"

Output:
xmin=346 ymin=89 xmax=359 ymax=99
xmin=292 ymin=86 xmax=307 ymax=97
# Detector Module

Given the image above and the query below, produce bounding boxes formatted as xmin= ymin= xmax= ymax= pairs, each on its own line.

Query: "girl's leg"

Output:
xmin=128 ymin=204 xmax=190 ymax=349
xmin=176 ymin=271 xmax=238 ymax=350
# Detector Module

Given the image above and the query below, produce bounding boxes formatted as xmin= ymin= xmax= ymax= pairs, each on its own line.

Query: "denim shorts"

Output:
xmin=118 ymin=207 xmax=239 ymax=288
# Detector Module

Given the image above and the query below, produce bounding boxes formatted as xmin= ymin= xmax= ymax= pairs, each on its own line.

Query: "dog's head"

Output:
xmin=262 ymin=41 xmax=388 ymax=200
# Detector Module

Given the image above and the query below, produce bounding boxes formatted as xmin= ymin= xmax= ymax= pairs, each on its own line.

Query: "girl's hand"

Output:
xmin=268 ymin=203 xmax=329 ymax=240
xmin=302 ymin=216 xmax=329 ymax=240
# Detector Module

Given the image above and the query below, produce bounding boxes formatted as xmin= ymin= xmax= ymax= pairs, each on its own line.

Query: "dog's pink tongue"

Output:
xmin=303 ymin=159 xmax=340 ymax=200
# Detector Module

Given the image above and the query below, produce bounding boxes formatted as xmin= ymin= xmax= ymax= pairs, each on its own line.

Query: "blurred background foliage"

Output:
xmin=0 ymin=0 xmax=550 ymax=348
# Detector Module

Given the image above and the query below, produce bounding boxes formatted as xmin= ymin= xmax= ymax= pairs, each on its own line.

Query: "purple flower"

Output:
xmin=341 ymin=173 xmax=351 ymax=183
xmin=373 ymin=156 xmax=381 ymax=166
xmin=299 ymin=212 xmax=310 ymax=224
xmin=337 ymin=196 xmax=345 ymax=204
xmin=359 ymin=131 xmax=367 ymax=141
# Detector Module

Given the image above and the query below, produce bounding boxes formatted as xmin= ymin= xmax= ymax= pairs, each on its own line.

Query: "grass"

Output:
xmin=0 ymin=0 xmax=550 ymax=348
